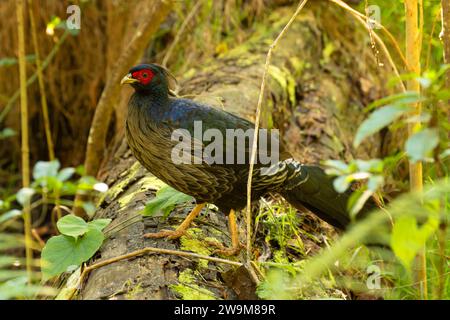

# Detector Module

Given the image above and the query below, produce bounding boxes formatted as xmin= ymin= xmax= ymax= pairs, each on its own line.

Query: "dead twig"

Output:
xmin=246 ymin=0 xmax=309 ymax=262
xmin=71 ymin=245 xmax=243 ymax=299
xmin=330 ymin=0 xmax=406 ymax=92
xmin=28 ymin=0 xmax=55 ymax=160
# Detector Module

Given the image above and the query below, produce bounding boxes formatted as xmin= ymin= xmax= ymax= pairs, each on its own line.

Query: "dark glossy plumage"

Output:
xmin=124 ymin=64 xmax=374 ymax=229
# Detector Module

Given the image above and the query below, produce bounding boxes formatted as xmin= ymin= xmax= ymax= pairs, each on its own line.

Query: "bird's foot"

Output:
xmin=206 ymin=240 xmax=243 ymax=256
xmin=213 ymin=246 xmax=242 ymax=256
xmin=144 ymin=229 xmax=185 ymax=240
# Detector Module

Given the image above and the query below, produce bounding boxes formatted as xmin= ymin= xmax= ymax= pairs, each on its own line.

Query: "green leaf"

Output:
xmin=35 ymin=176 xmax=63 ymax=190
xmin=354 ymin=105 xmax=411 ymax=147
xmin=77 ymin=176 xmax=98 ymax=190
xmin=440 ymin=148 xmax=450 ymax=159
xmin=41 ymin=229 xmax=104 ymax=280
xmin=57 ymin=167 xmax=75 ymax=181
xmin=323 ymin=160 xmax=349 ymax=175
xmin=143 ymin=186 xmax=193 ymax=218
xmin=16 ymin=188 xmax=35 ymax=206
xmin=88 ymin=219 xmax=111 ymax=232
xmin=391 ymin=215 xmax=438 ymax=270
xmin=0 ymin=55 xmax=36 ymax=67
xmin=0 ymin=209 xmax=22 ymax=225
xmin=367 ymin=175 xmax=384 ymax=191
xmin=33 ymin=160 xmax=60 ymax=180
xmin=81 ymin=202 xmax=96 ymax=218
xmin=355 ymin=159 xmax=384 ymax=173
xmin=364 ymin=91 xmax=421 ymax=112
xmin=405 ymin=128 xmax=439 ymax=163
xmin=333 ymin=176 xmax=350 ymax=193
xmin=348 ymin=189 xmax=373 ymax=219
xmin=56 ymin=215 xmax=88 ymax=239
xmin=0 ymin=128 xmax=16 ymax=139
xmin=61 ymin=181 xmax=78 ymax=195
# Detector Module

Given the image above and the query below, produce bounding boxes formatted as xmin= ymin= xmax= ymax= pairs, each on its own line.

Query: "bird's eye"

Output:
xmin=142 ymin=72 xmax=148 ymax=78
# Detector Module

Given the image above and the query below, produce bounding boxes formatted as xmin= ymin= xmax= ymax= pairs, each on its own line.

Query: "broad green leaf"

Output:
xmin=77 ymin=176 xmax=98 ymax=190
xmin=61 ymin=181 xmax=78 ymax=195
xmin=256 ymin=269 xmax=293 ymax=300
xmin=355 ymin=159 xmax=384 ymax=173
xmin=35 ymin=176 xmax=63 ymax=190
xmin=440 ymin=148 xmax=450 ymax=159
xmin=0 ymin=128 xmax=16 ymax=139
xmin=41 ymin=229 xmax=104 ymax=280
xmin=0 ymin=209 xmax=22 ymax=225
xmin=56 ymin=215 xmax=88 ymax=238
xmin=354 ymin=105 xmax=411 ymax=148
xmin=333 ymin=176 xmax=350 ymax=193
xmin=0 ymin=55 xmax=36 ymax=67
xmin=81 ymin=202 xmax=96 ymax=218
xmin=391 ymin=215 xmax=438 ymax=270
xmin=88 ymin=219 xmax=112 ymax=232
xmin=323 ymin=160 xmax=349 ymax=175
xmin=16 ymin=188 xmax=35 ymax=206
xmin=323 ymin=159 xmax=349 ymax=171
xmin=349 ymin=189 xmax=373 ymax=218
xmin=367 ymin=175 xmax=384 ymax=192
xmin=57 ymin=167 xmax=75 ymax=181
xmin=364 ymin=91 xmax=421 ymax=112
xmin=0 ymin=277 xmax=54 ymax=300
xmin=143 ymin=185 xmax=193 ymax=218
xmin=33 ymin=160 xmax=60 ymax=180
xmin=435 ymin=89 xmax=450 ymax=101
xmin=0 ymin=256 xmax=18 ymax=268
xmin=405 ymin=128 xmax=439 ymax=163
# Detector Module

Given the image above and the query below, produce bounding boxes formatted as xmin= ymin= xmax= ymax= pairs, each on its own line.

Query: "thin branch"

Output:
xmin=330 ymin=0 xmax=408 ymax=71
xmin=330 ymin=0 xmax=406 ymax=92
xmin=71 ymin=245 xmax=243 ymax=299
xmin=28 ymin=0 xmax=55 ymax=160
xmin=16 ymin=0 xmax=33 ymax=284
xmin=246 ymin=0 xmax=309 ymax=261
xmin=0 ymin=31 xmax=70 ymax=124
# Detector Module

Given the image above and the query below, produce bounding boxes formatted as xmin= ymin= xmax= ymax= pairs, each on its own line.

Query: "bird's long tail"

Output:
xmin=279 ymin=160 xmax=377 ymax=230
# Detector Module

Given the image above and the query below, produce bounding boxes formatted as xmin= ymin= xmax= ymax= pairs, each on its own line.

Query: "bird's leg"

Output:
xmin=211 ymin=209 xmax=242 ymax=256
xmin=144 ymin=203 xmax=206 ymax=240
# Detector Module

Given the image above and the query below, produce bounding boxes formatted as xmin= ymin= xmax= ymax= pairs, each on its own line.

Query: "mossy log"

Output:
xmin=78 ymin=3 xmax=388 ymax=300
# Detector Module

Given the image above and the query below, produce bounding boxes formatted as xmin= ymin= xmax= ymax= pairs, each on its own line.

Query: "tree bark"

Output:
xmin=78 ymin=3 xmax=388 ymax=300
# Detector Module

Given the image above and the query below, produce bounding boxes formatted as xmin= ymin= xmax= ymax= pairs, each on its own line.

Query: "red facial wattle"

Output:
xmin=132 ymin=69 xmax=154 ymax=85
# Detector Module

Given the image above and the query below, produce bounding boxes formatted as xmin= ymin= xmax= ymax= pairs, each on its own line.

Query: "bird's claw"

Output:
xmin=208 ymin=241 xmax=243 ymax=256
xmin=144 ymin=229 xmax=185 ymax=240
xmin=212 ymin=246 xmax=242 ymax=256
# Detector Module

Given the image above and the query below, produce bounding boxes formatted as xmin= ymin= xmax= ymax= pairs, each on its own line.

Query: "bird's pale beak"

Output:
xmin=120 ymin=73 xmax=139 ymax=85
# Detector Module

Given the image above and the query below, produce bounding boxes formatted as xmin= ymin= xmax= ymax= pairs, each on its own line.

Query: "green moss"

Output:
xmin=170 ymin=269 xmax=216 ymax=300
xmin=124 ymin=282 xmax=143 ymax=300
xmin=268 ymin=65 xmax=296 ymax=106
xmin=180 ymin=228 xmax=213 ymax=269
xmin=96 ymin=161 xmax=142 ymax=206
xmin=117 ymin=176 xmax=167 ymax=208
xmin=289 ymin=56 xmax=305 ymax=78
